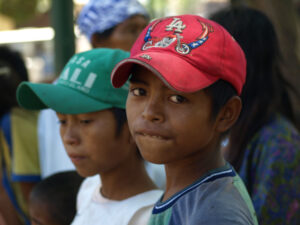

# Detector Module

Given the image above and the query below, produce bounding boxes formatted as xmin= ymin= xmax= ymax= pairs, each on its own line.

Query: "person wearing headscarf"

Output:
xmin=77 ymin=0 xmax=149 ymax=50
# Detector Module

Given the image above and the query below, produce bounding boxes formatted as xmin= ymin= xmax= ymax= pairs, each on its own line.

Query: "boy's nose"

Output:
xmin=61 ymin=126 xmax=79 ymax=146
xmin=142 ymin=96 xmax=164 ymax=123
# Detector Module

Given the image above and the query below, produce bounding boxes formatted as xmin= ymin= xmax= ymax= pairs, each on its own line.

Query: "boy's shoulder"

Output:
xmin=73 ymin=175 xmax=163 ymax=225
xmin=149 ymin=165 xmax=258 ymax=225
xmin=192 ymin=174 xmax=257 ymax=224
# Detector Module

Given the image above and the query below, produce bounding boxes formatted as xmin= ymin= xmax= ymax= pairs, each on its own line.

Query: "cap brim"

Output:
xmin=111 ymin=51 xmax=219 ymax=93
xmin=17 ymin=82 xmax=112 ymax=114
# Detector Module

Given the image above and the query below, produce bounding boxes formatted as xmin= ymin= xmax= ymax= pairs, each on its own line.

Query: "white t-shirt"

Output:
xmin=72 ymin=175 xmax=163 ymax=225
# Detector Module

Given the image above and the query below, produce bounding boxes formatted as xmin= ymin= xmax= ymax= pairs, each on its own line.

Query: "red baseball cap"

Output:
xmin=111 ymin=14 xmax=246 ymax=95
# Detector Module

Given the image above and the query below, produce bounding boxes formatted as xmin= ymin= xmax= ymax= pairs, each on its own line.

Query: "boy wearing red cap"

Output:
xmin=111 ymin=15 xmax=258 ymax=224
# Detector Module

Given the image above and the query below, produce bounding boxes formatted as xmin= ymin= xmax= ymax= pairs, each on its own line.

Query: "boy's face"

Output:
xmin=93 ymin=15 xmax=148 ymax=51
xmin=126 ymin=66 xmax=218 ymax=165
xmin=29 ymin=200 xmax=57 ymax=225
xmin=57 ymin=110 xmax=132 ymax=177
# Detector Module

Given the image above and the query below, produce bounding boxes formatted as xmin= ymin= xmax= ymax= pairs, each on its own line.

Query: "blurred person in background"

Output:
xmin=77 ymin=0 xmax=149 ymax=51
xmin=210 ymin=6 xmax=300 ymax=225
xmin=29 ymin=171 xmax=83 ymax=225
xmin=0 ymin=46 xmax=40 ymax=225
xmin=39 ymin=0 xmax=165 ymax=189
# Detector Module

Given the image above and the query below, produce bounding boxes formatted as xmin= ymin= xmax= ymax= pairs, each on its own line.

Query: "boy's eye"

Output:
xmin=80 ymin=119 xmax=92 ymax=124
xmin=58 ymin=119 xmax=66 ymax=125
xmin=131 ymin=87 xmax=146 ymax=96
xmin=169 ymin=95 xmax=187 ymax=104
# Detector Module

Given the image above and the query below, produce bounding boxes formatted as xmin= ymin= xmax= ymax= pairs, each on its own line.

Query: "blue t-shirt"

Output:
xmin=148 ymin=163 xmax=258 ymax=225
xmin=239 ymin=115 xmax=300 ymax=224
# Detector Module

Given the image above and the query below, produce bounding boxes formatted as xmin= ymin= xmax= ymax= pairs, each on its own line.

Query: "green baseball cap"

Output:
xmin=17 ymin=48 xmax=130 ymax=114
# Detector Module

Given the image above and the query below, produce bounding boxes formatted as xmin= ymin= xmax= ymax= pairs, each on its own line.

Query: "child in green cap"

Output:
xmin=17 ymin=48 xmax=163 ymax=225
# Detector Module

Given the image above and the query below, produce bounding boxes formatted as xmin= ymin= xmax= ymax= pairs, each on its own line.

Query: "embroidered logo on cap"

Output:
xmin=165 ymin=18 xmax=186 ymax=33
xmin=142 ymin=17 xmax=214 ymax=55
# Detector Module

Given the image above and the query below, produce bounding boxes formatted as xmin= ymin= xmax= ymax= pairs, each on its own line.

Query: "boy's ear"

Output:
xmin=215 ymin=96 xmax=242 ymax=132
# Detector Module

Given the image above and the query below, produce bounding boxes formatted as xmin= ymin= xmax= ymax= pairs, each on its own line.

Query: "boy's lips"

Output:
xmin=135 ymin=129 xmax=170 ymax=140
xmin=68 ymin=153 xmax=87 ymax=163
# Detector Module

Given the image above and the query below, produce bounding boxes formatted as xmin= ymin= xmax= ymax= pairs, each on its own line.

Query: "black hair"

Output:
xmin=210 ymin=6 xmax=296 ymax=170
xmin=30 ymin=171 xmax=84 ymax=225
xmin=0 ymin=46 xmax=29 ymax=118
xmin=110 ymin=107 xmax=127 ymax=137
xmin=204 ymin=79 xmax=237 ymax=120
xmin=90 ymin=26 xmax=117 ymax=48
xmin=93 ymin=26 xmax=116 ymax=41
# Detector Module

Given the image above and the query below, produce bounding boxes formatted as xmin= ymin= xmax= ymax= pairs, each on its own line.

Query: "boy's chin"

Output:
xmin=138 ymin=146 xmax=173 ymax=165
xmin=75 ymin=167 xmax=98 ymax=178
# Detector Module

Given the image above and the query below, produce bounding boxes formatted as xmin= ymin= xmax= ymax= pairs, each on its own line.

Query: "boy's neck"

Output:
xmin=99 ymin=154 xmax=157 ymax=201
xmin=163 ymin=149 xmax=225 ymax=201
